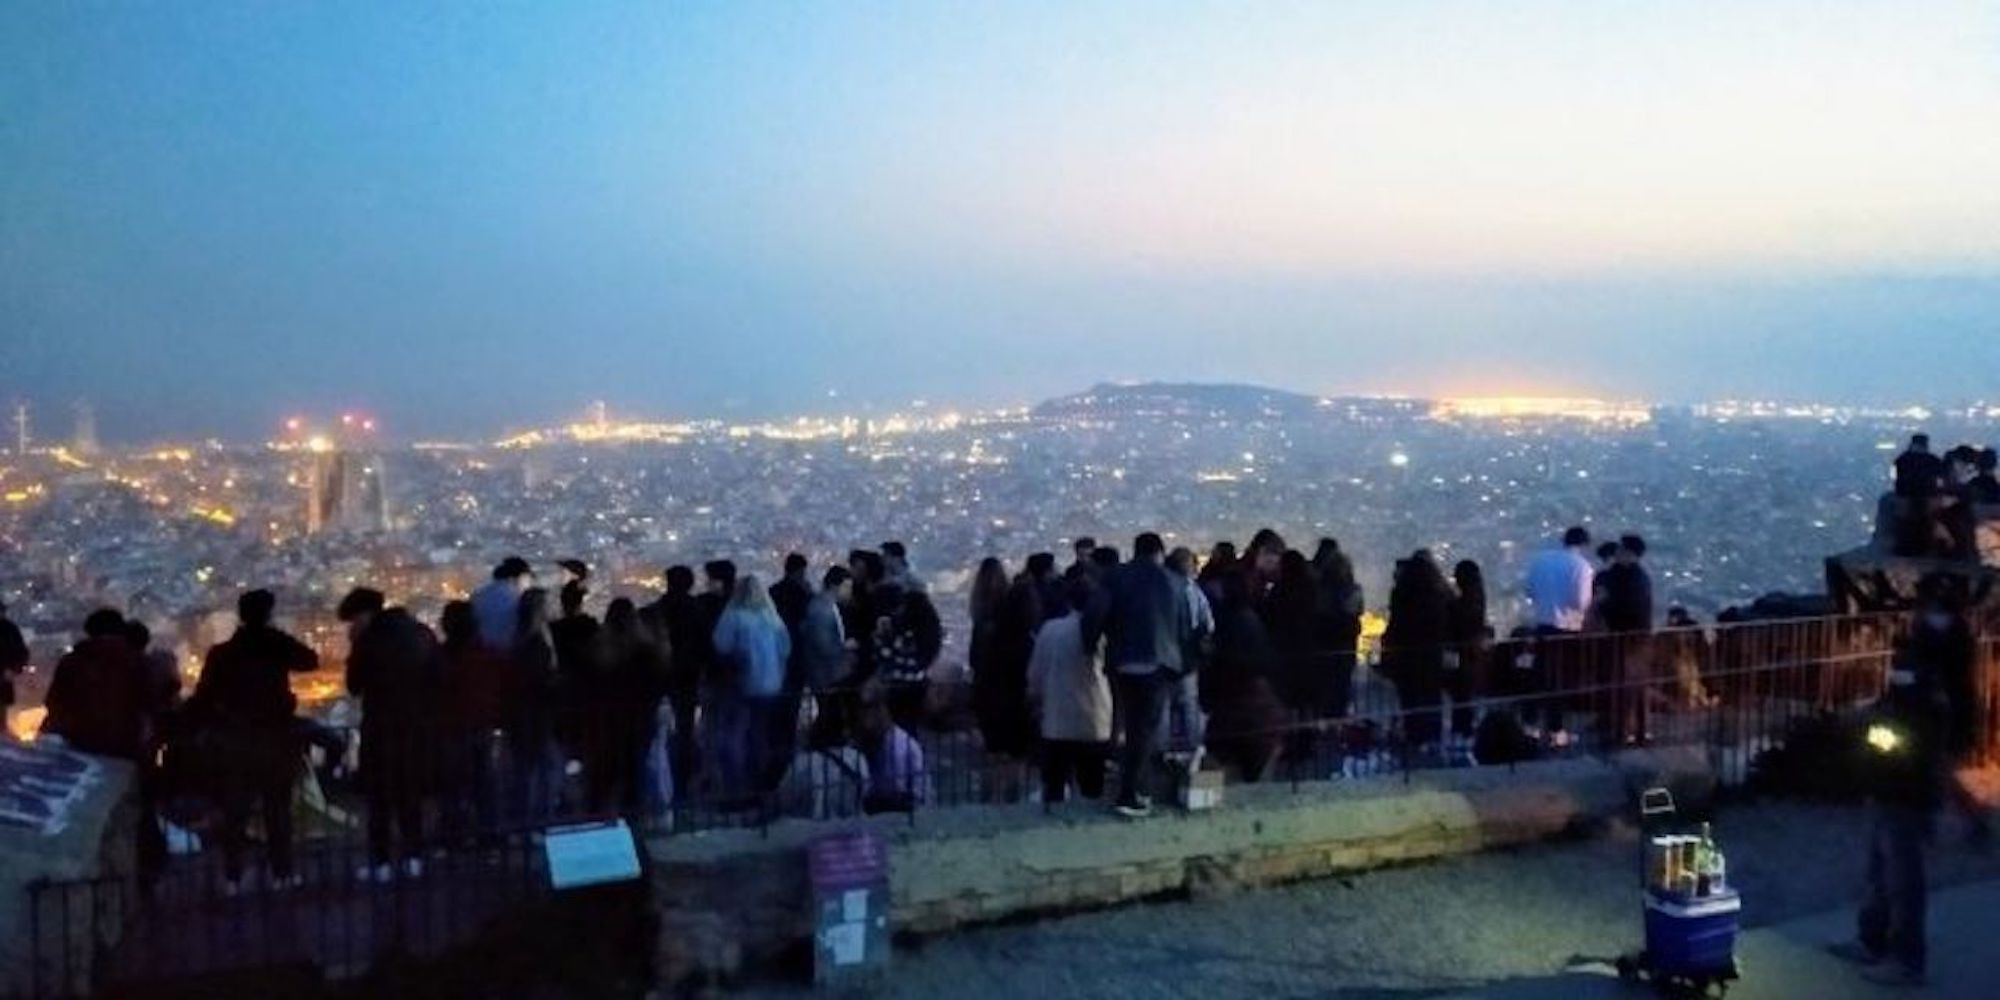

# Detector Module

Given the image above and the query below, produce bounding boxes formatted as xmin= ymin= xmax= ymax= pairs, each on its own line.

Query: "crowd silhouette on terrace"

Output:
xmin=4 ymin=500 xmax=1989 ymax=894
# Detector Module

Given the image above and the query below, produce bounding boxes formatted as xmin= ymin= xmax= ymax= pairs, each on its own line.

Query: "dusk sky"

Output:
xmin=6 ymin=1 xmax=1999 ymax=441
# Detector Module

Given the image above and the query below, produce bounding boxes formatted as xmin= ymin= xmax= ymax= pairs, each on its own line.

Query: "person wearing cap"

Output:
xmin=1827 ymin=645 xmax=1947 ymax=987
xmin=471 ymin=557 xmax=534 ymax=652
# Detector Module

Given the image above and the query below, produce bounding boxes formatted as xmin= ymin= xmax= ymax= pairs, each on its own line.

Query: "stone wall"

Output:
xmin=0 ymin=748 xmax=139 ymax=998
xmin=647 ymin=757 xmax=1645 ymax=989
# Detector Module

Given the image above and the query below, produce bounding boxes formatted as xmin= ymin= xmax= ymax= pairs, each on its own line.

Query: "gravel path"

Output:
xmin=767 ymin=796 xmax=2000 ymax=998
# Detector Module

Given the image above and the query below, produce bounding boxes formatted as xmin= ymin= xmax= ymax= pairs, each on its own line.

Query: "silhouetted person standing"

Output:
xmin=1309 ymin=538 xmax=1364 ymax=719
xmin=648 ymin=565 xmax=705 ymax=800
xmin=1968 ymin=448 xmax=2000 ymax=504
xmin=1384 ymin=551 xmax=1451 ymax=750
xmin=1103 ymin=532 xmax=1193 ymax=817
xmin=768 ymin=554 xmax=815 ymax=769
xmin=1027 ymin=579 xmax=1110 ymax=802
xmin=868 ymin=567 xmax=943 ymax=732
xmin=711 ymin=575 xmax=791 ymax=797
xmin=971 ymin=556 xmax=1033 ymax=757
xmin=472 ymin=557 xmax=534 ymax=651
xmin=1524 ymin=526 xmax=1595 ymax=738
xmin=341 ymin=587 xmax=440 ymax=881
xmin=43 ymin=609 xmax=146 ymax=761
xmin=0 ymin=600 xmax=29 ymax=718
xmin=1894 ymin=434 xmax=1945 ymax=499
xmin=1597 ymin=535 xmax=1656 ymax=745
xmin=190 ymin=591 xmax=317 ymax=891
xmin=1446 ymin=560 xmax=1490 ymax=739
xmin=508 ymin=588 xmax=563 ymax=824
xmin=1828 ymin=650 xmax=1946 ymax=988
xmin=550 ymin=579 xmax=600 ymax=683
xmin=799 ymin=566 xmax=856 ymax=748
xmin=1204 ymin=571 xmax=1287 ymax=782
xmin=437 ymin=600 xmax=510 ymax=842
xmin=1267 ymin=550 xmax=1319 ymax=720
xmin=589 ymin=598 xmax=670 ymax=814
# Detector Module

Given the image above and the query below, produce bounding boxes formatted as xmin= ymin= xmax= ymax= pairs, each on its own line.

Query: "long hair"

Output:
xmin=1453 ymin=559 xmax=1487 ymax=607
xmin=970 ymin=557 xmax=1010 ymax=625
xmin=515 ymin=587 xmax=552 ymax=646
xmin=441 ymin=600 xmax=478 ymax=649
xmin=730 ymin=574 xmax=781 ymax=624
xmin=1312 ymin=538 xmax=1356 ymax=592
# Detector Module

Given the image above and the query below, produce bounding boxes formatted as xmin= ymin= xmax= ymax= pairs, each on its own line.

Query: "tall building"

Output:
xmin=11 ymin=400 xmax=27 ymax=456
xmin=71 ymin=401 xmax=99 ymax=457
xmin=306 ymin=447 xmax=391 ymax=533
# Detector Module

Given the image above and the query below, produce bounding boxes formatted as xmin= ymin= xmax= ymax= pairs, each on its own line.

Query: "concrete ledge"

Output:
xmin=647 ymin=758 xmax=1639 ymax=986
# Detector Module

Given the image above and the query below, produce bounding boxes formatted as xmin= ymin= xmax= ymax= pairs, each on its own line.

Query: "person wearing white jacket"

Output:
xmin=1027 ymin=587 xmax=1113 ymax=802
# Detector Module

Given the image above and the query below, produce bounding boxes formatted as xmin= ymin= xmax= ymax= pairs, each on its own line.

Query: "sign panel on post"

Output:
xmin=544 ymin=819 xmax=641 ymax=890
xmin=808 ymin=830 xmax=890 ymax=985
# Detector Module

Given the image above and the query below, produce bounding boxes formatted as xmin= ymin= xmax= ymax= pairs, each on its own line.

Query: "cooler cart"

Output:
xmin=1615 ymin=788 xmax=1741 ymax=997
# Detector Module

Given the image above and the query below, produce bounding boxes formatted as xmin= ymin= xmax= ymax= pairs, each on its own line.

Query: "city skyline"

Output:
xmin=0 ymin=379 xmax=1992 ymax=451
xmin=8 ymin=2 xmax=2000 ymax=440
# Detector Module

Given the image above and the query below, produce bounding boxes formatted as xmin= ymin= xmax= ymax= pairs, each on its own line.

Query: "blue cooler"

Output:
xmin=1643 ymin=888 xmax=1740 ymax=977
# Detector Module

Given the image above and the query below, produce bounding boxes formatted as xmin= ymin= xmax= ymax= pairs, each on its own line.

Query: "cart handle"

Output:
xmin=1640 ymin=787 xmax=1676 ymax=818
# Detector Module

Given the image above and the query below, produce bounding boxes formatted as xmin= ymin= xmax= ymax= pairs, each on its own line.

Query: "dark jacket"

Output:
xmin=509 ymin=636 xmax=560 ymax=743
xmin=1910 ymin=614 xmax=1977 ymax=754
xmin=550 ymin=613 xmax=601 ymax=683
xmin=1597 ymin=563 xmax=1654 ymax=634
xmin=1206 ymin=604 xmax=1287 ymax=734
xmin=648 ymin=590 xmax=707 ymax=699
xmin=1894 ymin=449 xmax=1945 ymax=498
xmin=1384 ymin=578 xmax=1451 ymax=664
xmin=0 ymin=615 xmax=27 ymax=709
xmin=1102 ymin=559 xmax=1192 ymax=673
xmin=193 ymin=624 xmax=318 ymax=731
xmin=1863 ymin=680 xmax=1947 ymax=811
xmin=1968 ymin=473 xmax=2000 ymax=505
xmin=770 ymin=575 xmax=813 ymax=633
xmin=693 ymin=592 xmax=730 ymax=686
xmin=345 ymin=609 xmax=440 ymax=737
xmin=1446 ymin=590 xmax=1488 ymax=647
xmin=441 ymin=639 xmax=513 ymax=733
xmin=770 ymin=574 xmax=814 ymax=691
xmin=868 ymin=583 xmax=943 ymax=685
xmin=44 ymin=636 xmax=147 ymax=760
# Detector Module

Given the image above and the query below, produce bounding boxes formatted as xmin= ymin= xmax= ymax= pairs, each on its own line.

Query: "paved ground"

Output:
xmin=798 ymin=796 xmax=2000 ymax=998
xmin=1467 ymin=878 xmax=2000 ymax=998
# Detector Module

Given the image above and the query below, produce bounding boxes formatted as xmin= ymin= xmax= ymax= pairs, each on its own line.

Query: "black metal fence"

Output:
xmin=27 ymin=610 xmax=1992 ymax=996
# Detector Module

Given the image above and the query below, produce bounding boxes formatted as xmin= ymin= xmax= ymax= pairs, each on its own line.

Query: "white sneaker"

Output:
xmin=401 ymin=858 xmax=425 ymax=880
xmin=356 ymin=863 xmax=395 ymax=884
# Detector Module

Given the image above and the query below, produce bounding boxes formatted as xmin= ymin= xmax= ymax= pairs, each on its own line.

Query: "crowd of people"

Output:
xmin=9 ymin=509 xmax=1992 ymax=897
xmin=17 ymin=544 xmax=949 ymax=891
xmin=1887 ymin=434 xmax=2000 ymax=560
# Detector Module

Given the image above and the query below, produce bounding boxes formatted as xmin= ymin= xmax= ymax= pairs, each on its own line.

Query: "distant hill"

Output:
xmin=1033 ymin=381 xmax=1421 ymax=421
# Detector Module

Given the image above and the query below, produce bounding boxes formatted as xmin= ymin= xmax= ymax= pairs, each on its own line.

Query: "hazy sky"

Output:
xmin=6 ymin=1 xmax=1999 ymax=441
